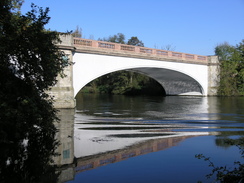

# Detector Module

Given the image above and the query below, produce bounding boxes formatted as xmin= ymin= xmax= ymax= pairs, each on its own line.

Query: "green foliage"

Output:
xmin=215 ymin=41 xmax=244 ymax=96
xmin=0 ymin=0 xmax=24 ymax=13
xmin=0 ymin=1 xmax=68 ymax=182
xmin=196 ymin=138 xmax=244 ymax=183
xmin=98 ymin=33 xmax=145 ymax=47
xmin=236 ymin=40 xmax=244 ymax=94
xmin=99 ymin=33 xmax=126 ymax=44
xmin=215 ymin=42 xmax=236 ymax=61
xmin=84 ymin=70 xmax=165 ymax=96
xmin=127 ymin=36 xmax=144 ymax=47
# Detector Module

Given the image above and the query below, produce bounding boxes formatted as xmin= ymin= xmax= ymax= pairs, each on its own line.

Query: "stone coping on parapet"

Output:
xmin=72 ymin=37 xmax=208 ymax=65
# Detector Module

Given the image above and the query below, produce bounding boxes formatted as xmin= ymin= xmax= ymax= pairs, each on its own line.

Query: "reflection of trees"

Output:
xmin=215 ymin=138 xmax=232 ymax=149
xmin=0 ymin=100 xmax=60 ymax=182
xmin=211 ymin=97 xmax=244 ymax=149
xmin=197 ymin=137 xmax=244 ymax=182
xmin=0 ymin=1 xmax=68 ymax=182
xmin=0 ymin=80 xmax=60 ymax=182
xmin=215 ymin=135 xmax=244 ymax=149
xmin=0 ymin=109 xmax=75 ymax=182
xmin=217 ymin=97 xmax=244 ymax=117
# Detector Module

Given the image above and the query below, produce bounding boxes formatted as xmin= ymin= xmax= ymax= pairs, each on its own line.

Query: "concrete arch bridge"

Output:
xmin=50 ymin=35 xmax=219 ymax=108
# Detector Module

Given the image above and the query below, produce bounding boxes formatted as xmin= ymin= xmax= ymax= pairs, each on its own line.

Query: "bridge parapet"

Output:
xmin=74 ymin=37 xmax=208 ymax=64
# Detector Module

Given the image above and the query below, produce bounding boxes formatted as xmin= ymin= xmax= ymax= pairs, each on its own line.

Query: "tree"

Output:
xmin=215 ymin=42 xmax=236 ymax=61
xmin=71 ymin=25 xmax=82 ymax=38
xmin=98 ymin=33 xmax=144 ymax=47
xmin=127 ymin=36 xmax=144 ymax=47
xmin=99 ymin=33 xmax=126 ymax=44
xmin=0 ymin=1 xmax=69 ymax=182
xmin=236 ymin=40 xmax=244 ymax=94
xmin=215 ymin=41 xmax=244 ymax=96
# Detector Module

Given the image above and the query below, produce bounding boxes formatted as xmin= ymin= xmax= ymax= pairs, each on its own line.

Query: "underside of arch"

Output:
xmin=76 ymin=67 xmax=204 ymax=97
xmin=129 ymin=67 xmax=204 ymax=95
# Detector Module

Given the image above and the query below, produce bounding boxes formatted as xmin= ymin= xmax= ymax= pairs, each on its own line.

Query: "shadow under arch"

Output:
xmin=131 ymin=67 xmax=204 ymax=95
xmin=77 ymin=69 xmax=166 ymax=96
xmin=74 ymin=66 xmax=204 ymax=97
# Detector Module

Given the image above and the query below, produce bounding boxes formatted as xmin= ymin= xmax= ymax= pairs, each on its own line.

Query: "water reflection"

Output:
xmin=56 ymin=110 xmax=202 ymax=183
xmin=0 ymin=113 xmax=60 ymax=183
xmin=2 ymin=96 xmax=243 ymax=182
xmin=74 ymin=136 xmax=195 ymax=174
xmin=55 ymin=95 xmax=244 ymax=182
xmin=55 ymin=109 xmax=75 ymax=183
xmin=0 ymin=108 xmax=75 ymax=183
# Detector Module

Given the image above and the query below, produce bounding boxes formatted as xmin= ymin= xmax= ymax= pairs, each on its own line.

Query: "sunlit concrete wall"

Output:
xmin=73 ymin=53 xmax=209 ymax=97
xmin=208 ymin=56 xmax=219 ymax=95
xmin=49 ymin=35 xmax=76 ymax=108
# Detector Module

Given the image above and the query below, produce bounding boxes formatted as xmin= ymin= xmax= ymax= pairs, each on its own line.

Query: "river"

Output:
xmin=56 ymin=94 xmax=244 ymax=183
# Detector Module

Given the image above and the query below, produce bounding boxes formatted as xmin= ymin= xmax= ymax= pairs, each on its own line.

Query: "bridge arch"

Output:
xmin=73 ymin=53 xmax=208 ymax=97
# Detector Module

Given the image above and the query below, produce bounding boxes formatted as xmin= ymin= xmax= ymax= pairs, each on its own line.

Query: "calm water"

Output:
xmin=57 ymin=94 xmax=244 ymax=183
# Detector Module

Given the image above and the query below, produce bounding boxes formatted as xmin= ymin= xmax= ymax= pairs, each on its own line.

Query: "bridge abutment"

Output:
xmin=207 ymin=56 xmax=219 ymax=96
xmin=49 ymin=35 xmax=76 ymax=108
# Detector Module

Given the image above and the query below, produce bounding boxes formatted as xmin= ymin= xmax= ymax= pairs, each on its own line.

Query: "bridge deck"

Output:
xmin=73 ymin=37 xmax=208 ymax=65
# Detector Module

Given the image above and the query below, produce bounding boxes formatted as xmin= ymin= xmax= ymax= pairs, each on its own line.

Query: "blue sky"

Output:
xmin=21 ymin=0 xmax=244 ymax=56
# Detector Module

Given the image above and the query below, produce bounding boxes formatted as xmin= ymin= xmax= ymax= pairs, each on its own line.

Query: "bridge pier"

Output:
xmin=207 ymin=56 xmax=219 ymax=96
xmin=49 ymin=35 xmax=76 ymax=108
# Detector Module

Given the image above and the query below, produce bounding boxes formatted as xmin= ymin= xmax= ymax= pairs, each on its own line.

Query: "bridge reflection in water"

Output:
xmin=74 ymin=136 xmax=192 ymax=174
xmin=54 ymin=109 xmax=205 ymax=183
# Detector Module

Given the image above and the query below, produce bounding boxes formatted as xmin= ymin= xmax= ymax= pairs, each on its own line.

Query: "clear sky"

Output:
xmin=21 ymin=0 xmax=244 ymax=56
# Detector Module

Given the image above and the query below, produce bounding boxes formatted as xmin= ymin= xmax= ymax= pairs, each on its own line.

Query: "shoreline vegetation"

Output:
xmin=81 ymin=71 xmax=166 ymax=96
xmin=215 ymin=41 xmax=244 ymax=96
